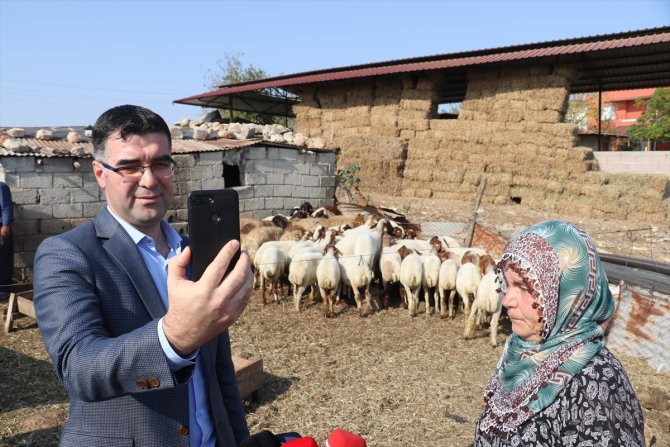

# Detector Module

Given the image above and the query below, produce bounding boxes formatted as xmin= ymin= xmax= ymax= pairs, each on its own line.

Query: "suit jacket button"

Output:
xmin=178 ymin=425 xmax=189 ymax=436
xmin=135 ymin=379 xmax=148 ymax=389
xmin=148 ymin=377 xmax=160 ymax=388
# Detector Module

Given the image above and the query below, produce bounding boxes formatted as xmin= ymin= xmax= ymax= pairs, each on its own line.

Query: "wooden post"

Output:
xmin=466 ymin=177 xmax=487 ymax=247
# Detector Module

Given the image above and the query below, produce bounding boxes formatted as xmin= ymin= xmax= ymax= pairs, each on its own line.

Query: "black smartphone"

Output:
xmin=187 ymin=189 xmax=241 ymax=281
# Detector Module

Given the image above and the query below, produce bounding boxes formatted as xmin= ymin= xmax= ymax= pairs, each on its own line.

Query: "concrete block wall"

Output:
xmin=0 ymin=157 xmax=104 ymax=282
xmin=0 ymin=144 xmax=337 ymax=282
xmin=233 ymin=145 xmax=337 ymax=219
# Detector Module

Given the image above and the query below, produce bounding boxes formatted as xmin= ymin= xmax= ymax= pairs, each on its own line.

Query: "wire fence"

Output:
xmin=590 ymin=225 xmax=670 ymax=263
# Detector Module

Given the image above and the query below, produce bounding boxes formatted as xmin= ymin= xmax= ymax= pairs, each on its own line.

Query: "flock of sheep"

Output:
xmin=240 ymin=205 xmax=505 ymax=347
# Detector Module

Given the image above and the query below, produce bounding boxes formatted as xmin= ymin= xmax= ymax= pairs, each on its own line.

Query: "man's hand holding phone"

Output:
xmin=163 ymin=240 xmax=252 ymax=357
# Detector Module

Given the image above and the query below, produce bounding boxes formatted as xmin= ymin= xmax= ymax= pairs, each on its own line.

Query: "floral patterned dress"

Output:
xmin=474 ymin=347 xmax=646 ymax=447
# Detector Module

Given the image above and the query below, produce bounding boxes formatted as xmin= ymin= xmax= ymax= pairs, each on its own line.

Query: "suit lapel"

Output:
xmin=95 ymin=208 xmax=167 ymax=319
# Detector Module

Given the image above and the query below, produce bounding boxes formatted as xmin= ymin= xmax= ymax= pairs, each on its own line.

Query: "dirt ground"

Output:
xmin=1 ymin=196 xmax=668 ymax=446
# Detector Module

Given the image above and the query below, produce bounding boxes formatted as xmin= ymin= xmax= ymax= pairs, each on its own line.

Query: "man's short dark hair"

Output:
xmin=92 ymin=105 xmax=171 ymax=160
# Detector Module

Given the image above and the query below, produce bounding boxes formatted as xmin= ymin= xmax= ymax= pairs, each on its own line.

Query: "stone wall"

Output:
xmin=0 ymin=144 xmax=336 ymax=282
xmin=292 ymin=65 xmax=669 ymax=222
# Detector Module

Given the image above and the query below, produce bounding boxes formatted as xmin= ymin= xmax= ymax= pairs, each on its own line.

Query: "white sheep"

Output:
xmin=338 ymin=254 xmax=375 ymax=315
xmin=443 ymin=246 xmax=488 ymax=264
xmin=331 ymin=221 xmax=386 ymax=294
xmin=257 ymin=245 xmax=287 ymax=305
xmin=252 ymin=240 xmax=296 ymax=289
xmin=288 ymin=249 xmax=323 ymax=312
xmin=437 ymin=252 xmax=459 ymax=319
xmin=379 ymin=234 xmax=402 ymax=309
xmin=455 ymin=251 xmax=482 ymax=317
xmin=464 ymin=266 xmax=502 ymax=347
xmin=398 ymin=245 xmax=424 ymax=317
xmin=429 ymin=235 xmax=462 ymax=251
xmin=421 ymin=250 xmax=442 ymax=316
xmin=317 ymin=244 xmax=342 ymax=318
xmin=390 ymin=238 xmax=432 ymax=255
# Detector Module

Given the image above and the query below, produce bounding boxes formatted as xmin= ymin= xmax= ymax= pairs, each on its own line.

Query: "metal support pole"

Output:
xmin=466 ymin=177 xmax=487 ymax=247
xmin=598 ymin=90 xmax=602 ymax=151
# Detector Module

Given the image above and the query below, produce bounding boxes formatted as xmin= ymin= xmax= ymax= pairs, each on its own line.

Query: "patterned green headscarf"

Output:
xmin=478 ymin=220 xmax=614 ymax=440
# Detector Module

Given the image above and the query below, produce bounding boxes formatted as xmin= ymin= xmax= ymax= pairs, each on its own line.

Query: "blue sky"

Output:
xmin=1 ymin=0 xmax=668 ymax=127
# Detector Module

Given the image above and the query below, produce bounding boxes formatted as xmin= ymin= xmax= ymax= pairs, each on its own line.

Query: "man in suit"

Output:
xmin=34 ymin=105 xmax=252 ymax=446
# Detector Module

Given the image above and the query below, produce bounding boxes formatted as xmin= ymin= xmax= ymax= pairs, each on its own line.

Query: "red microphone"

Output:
xmin=282 ymin=437 xmax=319 ymax=447
xmin=324 ymin=429 xmax=367 ymax=447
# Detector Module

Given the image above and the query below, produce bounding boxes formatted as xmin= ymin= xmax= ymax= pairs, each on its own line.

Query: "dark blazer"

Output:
xmin=34 ymin=207 xmax=249 ymax=447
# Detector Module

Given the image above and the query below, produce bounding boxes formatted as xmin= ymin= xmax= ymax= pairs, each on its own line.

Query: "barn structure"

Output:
xmin=176 ymin=26 xmax=670 ymax=222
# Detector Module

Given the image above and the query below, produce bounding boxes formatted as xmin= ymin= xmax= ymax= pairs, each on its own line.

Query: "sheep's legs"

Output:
xmin=321 ymin=288 xmax=335 ymax=318
xmin=489 ymin=309 xmax=501 ymax=347
xmin=448 ymin=290 xmax=456 ymax=319
xmin=423 ymin=287 xmax=433 ymax=316
xmin=353 ymin=288 xmax=363 ymax=311
xmin=382 ymin=282 xmax=390 ymax=310
xmin=365 ymin=286 xmax=379 ymax=312
xmin=399 ymin=286 xmax=408 ymax=309
xmin=406 ymin=287 xmax=418 ymax=317
xmin=271 ymin=280 xmax=281 ymax=303
xmin=464 ymin=304 xmax=478 ymax=339
xmin=293 ymin=285 xmax=306 ymax=312
xmin=260 ymin=276 xmax=267 ymax=305
xmin=462 ymin=293 xmax=472 ymax=317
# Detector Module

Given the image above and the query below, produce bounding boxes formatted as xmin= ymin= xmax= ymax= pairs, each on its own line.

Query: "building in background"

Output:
xmin=575 ymin=88 xmax=670 ymax=151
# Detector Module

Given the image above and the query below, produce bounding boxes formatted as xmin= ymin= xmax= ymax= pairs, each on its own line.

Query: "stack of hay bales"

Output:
xmin=370 ymin=77 xmax=403 ymax=138
xmin=337 ymin=136 xmax=407 ymax=196
xmin=402 ymin=64 xmax=584 ymax=207
xmin=295 ymin=78 xmax=408 ymax=194
xmin=292 ymin=93 xmax=323 ymax=139
xmin=289 ymin=63 xmax=669 ymax=222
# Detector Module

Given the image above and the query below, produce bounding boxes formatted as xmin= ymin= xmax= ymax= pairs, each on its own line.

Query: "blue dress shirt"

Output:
xmin=108 ymin=208 xmax=216 ymax=447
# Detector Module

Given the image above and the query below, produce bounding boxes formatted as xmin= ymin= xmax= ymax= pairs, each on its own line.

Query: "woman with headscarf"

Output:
xmin=474 ymin=220 xmax=645 ymax=446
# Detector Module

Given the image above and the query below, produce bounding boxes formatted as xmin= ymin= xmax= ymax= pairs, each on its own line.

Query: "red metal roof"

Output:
xmin=175 ymin=27 xmax=670 ymax=105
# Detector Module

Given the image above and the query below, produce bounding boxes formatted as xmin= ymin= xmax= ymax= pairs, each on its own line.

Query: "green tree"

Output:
xmin=204 ymin=52 xmax=289 ymax=125
xmin=205 ymin=51 xmax=269 ymax=88
xmin=628 ymin=88 xmax=670 ymax=149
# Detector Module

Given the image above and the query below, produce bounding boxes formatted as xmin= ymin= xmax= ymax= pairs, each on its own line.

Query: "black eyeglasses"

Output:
xmin=99 ymin=158 xmax=176 ymax=182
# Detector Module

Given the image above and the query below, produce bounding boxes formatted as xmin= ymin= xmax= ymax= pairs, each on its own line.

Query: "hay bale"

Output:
xmin=373 ymin=96 xmax=401 ymax=106
xmin=371 ymin=115 xmax=397 ymax=128
xmin=371 ymin=127 xmax=400 ymax=137
xmin=397 ymin=118 xmax=430 ymax=131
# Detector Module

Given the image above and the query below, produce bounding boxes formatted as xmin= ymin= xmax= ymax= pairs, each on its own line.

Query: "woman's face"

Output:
xmin=501 ymin=268 xmax=543 ymax=342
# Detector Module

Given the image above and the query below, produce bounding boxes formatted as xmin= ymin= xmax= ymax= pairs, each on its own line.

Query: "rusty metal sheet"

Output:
xmin=606 ymin=281 xmax=670 ymax=372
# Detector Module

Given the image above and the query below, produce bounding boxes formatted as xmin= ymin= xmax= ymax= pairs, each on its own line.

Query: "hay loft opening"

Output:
xmin=437 ymin=102 xmax=462 ymax=119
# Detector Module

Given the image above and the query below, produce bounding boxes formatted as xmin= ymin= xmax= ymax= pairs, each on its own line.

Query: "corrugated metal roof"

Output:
xmin=0 ymin=136 xmax=335 ymax=158
xmin=175 ymin=26 xmax=670 ymax=107
xmin=171 ymin=138 xmax=259 ymax=153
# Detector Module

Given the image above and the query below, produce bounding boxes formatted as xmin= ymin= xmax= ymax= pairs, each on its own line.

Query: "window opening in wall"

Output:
xmin=437 ymin=102 xmax=462 ymax=119
xmin=223 ymin=163 xmax=241 ymax=187
xmin=511 ymin=197 xmax=522 ymax=204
